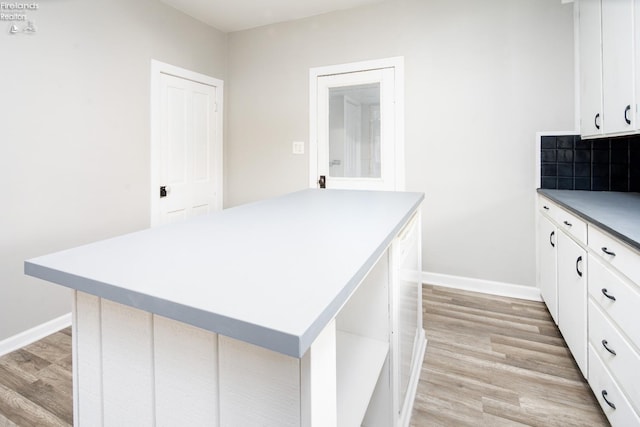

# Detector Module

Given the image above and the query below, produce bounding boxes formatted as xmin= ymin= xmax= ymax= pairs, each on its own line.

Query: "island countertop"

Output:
xmin=25 ymin=189 xmax=424 ymax=358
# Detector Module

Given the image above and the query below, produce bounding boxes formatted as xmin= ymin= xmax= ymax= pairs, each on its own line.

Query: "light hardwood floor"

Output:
xmin=0 ymin=328 xmax=72 ymax=427
xmin=0 ymin=285 xmax=608 ymax=426
xmin=410 ymin=285 xmax=608 ymax=426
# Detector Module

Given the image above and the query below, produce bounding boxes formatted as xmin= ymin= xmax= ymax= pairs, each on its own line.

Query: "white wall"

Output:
xmin=226 ymin=0 xmax=575 ymax=288
xmin=0 ymin=0 xmax=227 ymax=341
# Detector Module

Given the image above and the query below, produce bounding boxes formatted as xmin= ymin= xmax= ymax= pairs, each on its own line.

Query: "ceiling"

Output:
xmin=159 ymin=0 xmax=388 ymax=33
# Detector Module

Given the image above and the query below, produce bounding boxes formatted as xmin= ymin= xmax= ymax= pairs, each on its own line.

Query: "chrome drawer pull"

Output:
xmin=601 ymin=247 xmax=616 ymax=257
xmin=601 ymin=390 xmax=616 ymax=410
xmin=601 ymin=288 xmax=616 ymax=301
xmin=601 ymin=340 xmax=617 ymax=356
xmin=563 ymin=220 xmax=572 ymax=227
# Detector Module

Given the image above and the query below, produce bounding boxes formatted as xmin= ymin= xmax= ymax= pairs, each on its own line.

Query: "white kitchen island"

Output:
xmin=25 ymin=189 xmax=425 ymax=427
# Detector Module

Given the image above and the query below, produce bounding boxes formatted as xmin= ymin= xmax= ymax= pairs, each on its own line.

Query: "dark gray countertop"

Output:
xmin=537 ymin=189 xmax=640 ymax=251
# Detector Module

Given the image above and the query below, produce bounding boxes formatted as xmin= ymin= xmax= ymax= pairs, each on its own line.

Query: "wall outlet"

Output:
xmin=292 ymin=141 xmax=305 ymax=155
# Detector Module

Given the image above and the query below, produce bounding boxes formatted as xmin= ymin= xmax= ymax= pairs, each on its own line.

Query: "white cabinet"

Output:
xmin=536 ymin=192 xmax=640 ymax=426
xmin=601 ymin=0 xmax=635 ymax=134
xmin=537 ymin=196 xmax=588 ymax=377
xmin=588 ymin=232 xmax=640 ymax=426
xmin=390 ymin=212 xmax=424 ymax=426
xmin=636 ymin=0 xmax=640 ymax=128
xmin=578 ymin=0 xmax=638 ymax=137
xmin=27 ymin=189 xmax=427 ymax=427
xmin=589 ymin=345 xmax=640 ymax=426
xmin=557 ymin=231 xmax=588 ymax=377
xmin=579 ymin=0 xmax=604 ymax=137
xmin=537 ymin=214 xmax=558 ymax=324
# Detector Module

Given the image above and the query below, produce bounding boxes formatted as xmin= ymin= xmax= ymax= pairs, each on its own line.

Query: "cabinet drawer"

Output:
xmin=589 ymin=300 xmax=640 ymax=415
xmin=589 ymin=225 xmax=640 ymax=286
xmin=537 ymin=196 xmax=587 ymax=245
xmin=589 ymin=255 xmax=640 ymax=351
xmin=554 ymin=207 xmax=587 ymax=245
xmin=589 ymin=345 xmax=640 ymax=426
xmin=538 ymin=196 xmax=558 ymax=218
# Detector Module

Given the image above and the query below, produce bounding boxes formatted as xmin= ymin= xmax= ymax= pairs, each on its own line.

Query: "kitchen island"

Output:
xmin=25 ymin=189 xmax=426 ymax=427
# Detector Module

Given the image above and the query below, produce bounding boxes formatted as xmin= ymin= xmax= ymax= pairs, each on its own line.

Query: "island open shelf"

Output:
xmin=336 ymin=331 xmax=389 ymax=427
xmin=25 ymin=189 xmax=426 ymax=427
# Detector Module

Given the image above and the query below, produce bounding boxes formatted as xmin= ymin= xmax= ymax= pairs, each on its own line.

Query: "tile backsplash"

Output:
xmin=540 ymin=134 xmax=640 ymax=192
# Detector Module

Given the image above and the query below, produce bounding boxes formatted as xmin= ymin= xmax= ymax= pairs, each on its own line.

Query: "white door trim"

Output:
xmin=309 ymin=57 xmax=405 ymax=190
xmin=150 ymin=60 xmax=224 ymax=227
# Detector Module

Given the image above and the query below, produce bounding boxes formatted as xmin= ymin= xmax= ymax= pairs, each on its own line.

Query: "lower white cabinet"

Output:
xmin=390 ymin=212 xmax=425 ymax=426
xmin=589 ymin=345 xmax=640 ymax=426
xmin=537 ymin=214 xmax=558 ymax=324
xmin=537 ymin=196 xmax=588 ymax=377
xmin=557 ymin=231 xmax=588 ymax=377
xmin=537 ymin=192 xmax=640 ymax=426
xmin=588 ymin=238 xmax=640 ymax=426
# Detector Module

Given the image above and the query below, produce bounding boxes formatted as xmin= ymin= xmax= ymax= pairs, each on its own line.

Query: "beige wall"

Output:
xmin=226 ymin=0 xmax=575 ymax=287
xmin=1 ymin=0 xmax=575 ymax=342
xmin=0 ymin=0 xmax=227 ymax=341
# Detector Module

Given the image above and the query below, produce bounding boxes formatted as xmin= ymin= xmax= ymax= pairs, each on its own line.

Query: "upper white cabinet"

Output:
xmin=578 ymin=0 xmax=638 ymax=137
xmin=601 ymin=0 xmax=635 ymax=134
xmin=579 ymin=0 xmax=603 ymax=137
xmin=636 ymin=0 xmax=640 ymax=127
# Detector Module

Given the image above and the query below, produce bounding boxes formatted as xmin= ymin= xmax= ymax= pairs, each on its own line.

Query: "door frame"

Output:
xmin=150 ymin=60 xmax=224 ymax=227
xmin=309 ymin=57 xmax=405 ymax=190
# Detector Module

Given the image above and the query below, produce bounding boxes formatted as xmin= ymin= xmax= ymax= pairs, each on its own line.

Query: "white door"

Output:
xmin=310 ymin=58 xmax=403 ymax=191
xmin=151 ymin=61 xmax=223 ymax=226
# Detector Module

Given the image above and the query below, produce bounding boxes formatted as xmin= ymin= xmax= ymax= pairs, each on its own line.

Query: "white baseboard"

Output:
xmin=422 ymin=271 xmax=542 ymax=302
xmin=0 ymin=313 xmax=72 ymax=357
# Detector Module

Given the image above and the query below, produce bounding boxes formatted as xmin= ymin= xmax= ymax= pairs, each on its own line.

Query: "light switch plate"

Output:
xmin=292 ymin=141 xmax=304 ymax=155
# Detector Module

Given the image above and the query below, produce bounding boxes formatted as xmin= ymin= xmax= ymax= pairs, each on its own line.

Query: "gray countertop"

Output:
xmin=25 ymin=189 xmax=424 ymax=358
xmin=537 ymin=189 xmax=640 ymax=251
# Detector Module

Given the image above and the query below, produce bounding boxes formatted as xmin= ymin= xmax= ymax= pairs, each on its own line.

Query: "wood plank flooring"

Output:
xmin=410 ymin=285 xmax=608 ymax=426
xmin=0 ymin=328 xmax=72 ymax=427
xmin=0 ymin=285 xmax=608 ymax=426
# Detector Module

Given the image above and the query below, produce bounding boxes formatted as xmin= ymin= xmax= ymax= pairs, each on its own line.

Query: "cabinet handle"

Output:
xmin=601 ymin=288 xmax=616 ymax=301
xmin=549 ymin=231 xmax=555 ymax=248
xmin=601 ymin=340 xmax=617 ymax=356
xmin=595 ymin=113 xmax=601 ymax=130
xmin=563 ymin=220 xmax=572 ymax=227
xmin=601 ymin=247 xmax=616 ymax=257
xmin=543 ymin=205 xmax=549 ymax=210
xmin=624 ymin=105 xmax=631 ymax=125
xmin=601 ymin=390 xmax=616 ymax=410
xmin=576 ymin=256 xmax=583 ymax=277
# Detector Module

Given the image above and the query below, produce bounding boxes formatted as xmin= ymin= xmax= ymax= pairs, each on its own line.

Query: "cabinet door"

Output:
xmin=579 ymin=0 xmax=603 ymax=137
xmin=391 ymin=214 xmax=422 ymax=424
xmin=602 ymin=0 xmax=635 ymax=134
xmin=537 ymin=215 xmax=558 ymax=325
xmin=557 ymin=232 xmax=588 ymax=378
xmin=636 ymin=0 xmax=640 ymax=128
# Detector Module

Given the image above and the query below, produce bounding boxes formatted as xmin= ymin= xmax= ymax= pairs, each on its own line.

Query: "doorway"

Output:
xmin=309 ymin=57 xmax=404 ymax=191
xmin=150 ymin=61 xmax=224 ymax=226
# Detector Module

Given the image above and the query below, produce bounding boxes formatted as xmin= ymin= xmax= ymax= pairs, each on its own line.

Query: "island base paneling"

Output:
xmin=72 ymin=243 xmax=424 ymax=426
